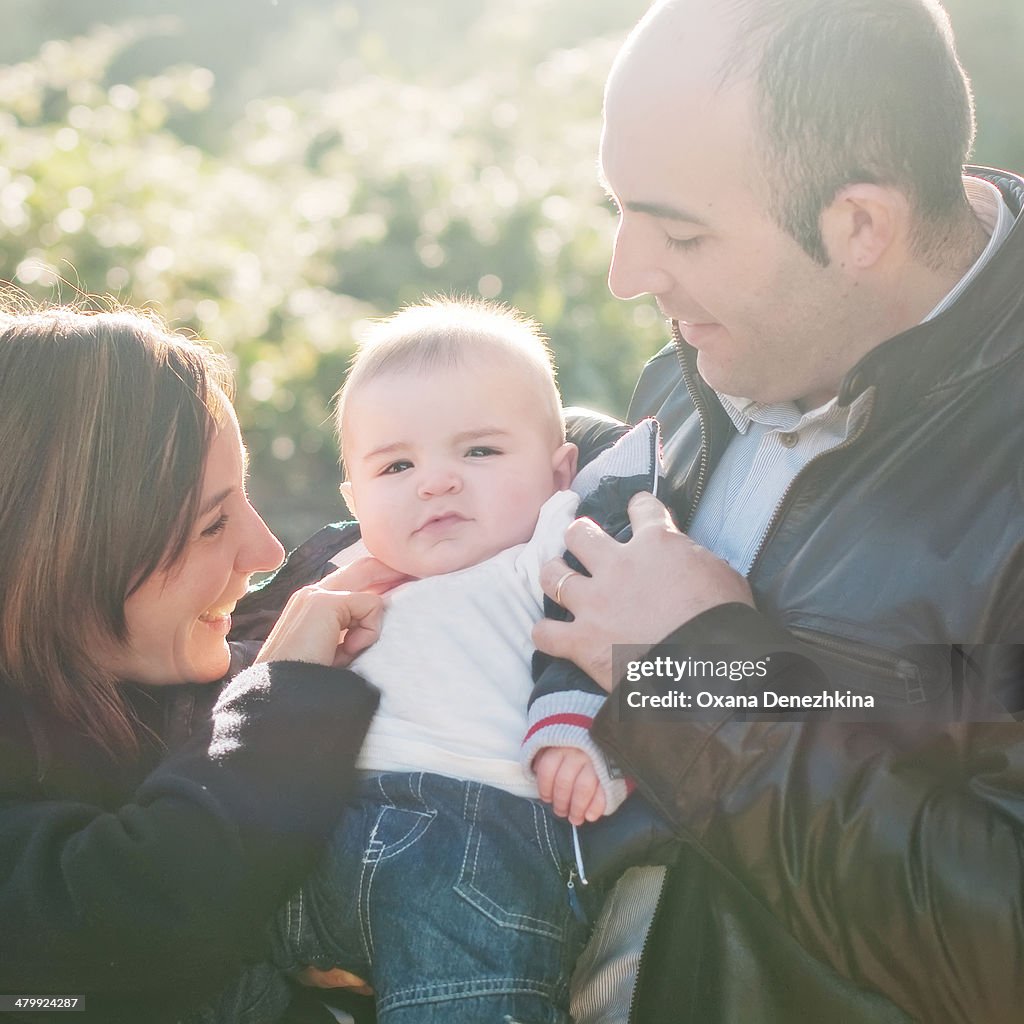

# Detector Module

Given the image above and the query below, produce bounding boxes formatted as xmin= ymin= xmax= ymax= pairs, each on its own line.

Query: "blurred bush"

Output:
xmin=0 ymin=0 xmax=1021 ymax=546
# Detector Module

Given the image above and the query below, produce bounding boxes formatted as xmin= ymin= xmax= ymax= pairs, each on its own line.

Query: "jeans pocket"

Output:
xmin=365 ymin=801 xmax=436 ymax=862
xmin=454 ymin=784 xmax=568 ymax=941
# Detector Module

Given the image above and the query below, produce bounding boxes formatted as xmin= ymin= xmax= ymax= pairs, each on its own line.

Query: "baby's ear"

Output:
xmin=552 ymin=442 xmax=578 ymax=490
xmin=339 ymin=480 xmax=358 ymax=519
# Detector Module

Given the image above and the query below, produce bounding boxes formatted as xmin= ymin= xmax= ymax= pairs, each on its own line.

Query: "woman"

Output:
xmin=0 ymin=306 xmax=395 ymax=1023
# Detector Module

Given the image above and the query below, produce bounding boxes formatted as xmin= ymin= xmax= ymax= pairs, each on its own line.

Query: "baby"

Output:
xmin=207 ymin=297 xmax=643 ymax=1024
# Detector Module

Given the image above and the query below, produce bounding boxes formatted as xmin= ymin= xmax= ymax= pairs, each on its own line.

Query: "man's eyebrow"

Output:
xmin=597 ymin=168 xmax=708 ymax=225
xmin=624 ymin=199 xmax=708 ymax=225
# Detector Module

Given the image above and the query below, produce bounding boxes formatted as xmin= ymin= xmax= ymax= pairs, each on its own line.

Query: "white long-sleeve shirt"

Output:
xmin=353 ymin=490 xmax=580 ymax=798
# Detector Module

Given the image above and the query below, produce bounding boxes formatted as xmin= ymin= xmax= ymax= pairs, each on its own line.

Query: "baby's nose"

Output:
xmin=417 ymin=466 xmax=462 ymax=498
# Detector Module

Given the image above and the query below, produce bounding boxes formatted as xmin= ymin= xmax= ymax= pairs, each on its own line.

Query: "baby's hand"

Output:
xmin=533 ymin=746 xmax=607 ymax=826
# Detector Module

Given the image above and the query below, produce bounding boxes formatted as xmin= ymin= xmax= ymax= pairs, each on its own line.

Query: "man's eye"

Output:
xmin=466 ymin=446 xmax=500 ymax=458
xmin=201 ymin=514 xmax=229 ymax=538
xmin=665 ymin=234 xmax=702 ymax=252
xmin=382 ymin=460 xmax=413 ymax=475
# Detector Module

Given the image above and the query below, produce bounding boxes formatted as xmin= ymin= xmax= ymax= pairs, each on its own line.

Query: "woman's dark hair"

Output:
xmin=0 ymin=305 xmax=233 ymax=758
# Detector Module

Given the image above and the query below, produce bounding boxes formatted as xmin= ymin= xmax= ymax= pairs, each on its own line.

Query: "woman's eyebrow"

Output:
xmin=200 ymin=487 xmax=234 ymax=516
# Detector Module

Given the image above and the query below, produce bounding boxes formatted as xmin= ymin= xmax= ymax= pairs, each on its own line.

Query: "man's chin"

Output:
xmin=694 ymin=350 xmax=740 ymax=395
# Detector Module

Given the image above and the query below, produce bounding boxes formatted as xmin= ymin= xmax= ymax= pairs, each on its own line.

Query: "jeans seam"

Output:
xmin=377 ymin=974 xmax=561 ymax=1012
xmin=454 ymin=783 xmax=565 ymax=940
xmin=359 ymin=825 xmax=378 ymax=960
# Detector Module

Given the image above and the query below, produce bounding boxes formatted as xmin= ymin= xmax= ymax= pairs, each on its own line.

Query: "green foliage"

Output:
xmin=0 ymin=2 xmax=657 ymax=546
xmin=1 ymin=0 xmax=1022 ymax=545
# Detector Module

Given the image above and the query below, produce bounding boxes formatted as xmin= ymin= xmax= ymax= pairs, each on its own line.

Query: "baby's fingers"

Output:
xmin=568 ymin=766 xmax=601 ymax=826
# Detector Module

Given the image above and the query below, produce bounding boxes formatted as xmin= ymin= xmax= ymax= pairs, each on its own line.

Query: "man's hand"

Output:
xmin=534 ymin=491 xmax=753 ymax=690
xmin=534 ymin=746 xmax=606 ymax=825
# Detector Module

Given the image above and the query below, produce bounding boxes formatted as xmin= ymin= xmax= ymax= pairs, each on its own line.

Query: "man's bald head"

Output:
xmin=609 ymin=0 xmax=976 ymax=268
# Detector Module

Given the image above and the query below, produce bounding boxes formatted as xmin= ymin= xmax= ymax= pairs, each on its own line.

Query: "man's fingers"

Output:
xmin=533 ymin=617 xmax=613 ymax=690
xmin=540 ymin=558 xmax=586 ymax=609
xmin=532 ymin=616 xmax=574 ymax=661
xmin=627 ymin=490 xmax=678 ymax=533
xmin=562 ymin=516 xmax=616 ymax=570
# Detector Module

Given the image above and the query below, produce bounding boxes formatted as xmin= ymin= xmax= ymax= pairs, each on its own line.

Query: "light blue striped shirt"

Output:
xmin=688 ymin=175 xmax=1014 ymax=575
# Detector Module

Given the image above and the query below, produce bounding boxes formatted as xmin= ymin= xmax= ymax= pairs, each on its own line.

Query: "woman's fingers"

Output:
xmin=256 ymin=585 xmax=384 ymax=667
xmin=319 ymin=556 xmax=410 ymax=595
xmin=296 ymin=966 xmax=374 ymax=995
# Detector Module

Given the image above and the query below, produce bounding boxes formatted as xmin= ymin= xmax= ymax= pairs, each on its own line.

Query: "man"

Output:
xmin=535 ymin=0 xmax=1024 ymax=1021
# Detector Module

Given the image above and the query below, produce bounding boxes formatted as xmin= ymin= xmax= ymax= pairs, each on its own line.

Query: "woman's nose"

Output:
xmin=236 ymin=502 xmax=286 ymax=574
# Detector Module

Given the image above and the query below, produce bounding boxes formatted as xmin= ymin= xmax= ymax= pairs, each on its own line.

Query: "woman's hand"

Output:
xmin=297 ymin=966 xmax=374 ymax=996
xmin=256 ymin=558 xmax=409 ymax=668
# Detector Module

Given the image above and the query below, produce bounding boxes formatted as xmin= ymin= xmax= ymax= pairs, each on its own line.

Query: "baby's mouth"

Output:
xmin=415 ymin=512 xmax=468 ymax=534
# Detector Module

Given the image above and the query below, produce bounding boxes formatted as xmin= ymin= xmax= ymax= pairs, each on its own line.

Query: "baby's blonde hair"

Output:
xmin=336 ymin=296 xmax=565 ymax=470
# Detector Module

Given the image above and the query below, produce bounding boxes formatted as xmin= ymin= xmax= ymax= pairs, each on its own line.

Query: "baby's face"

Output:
xmin=341 ymin=357 xmax=575 ymax=578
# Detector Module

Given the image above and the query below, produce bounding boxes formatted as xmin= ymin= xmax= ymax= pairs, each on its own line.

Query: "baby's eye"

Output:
xmin=381 ymin=460 xmax=413 ymax=475
xmin=466 ymin=446 xmax=500 ymax=458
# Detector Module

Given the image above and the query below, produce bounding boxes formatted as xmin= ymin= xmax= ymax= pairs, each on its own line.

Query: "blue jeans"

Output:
xmin=275 ymin=771 xmax=594 ymax=1022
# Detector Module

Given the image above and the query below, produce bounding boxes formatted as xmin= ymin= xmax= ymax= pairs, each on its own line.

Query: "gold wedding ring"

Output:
xmin=553 ymin=569 xmax=579 ymax=606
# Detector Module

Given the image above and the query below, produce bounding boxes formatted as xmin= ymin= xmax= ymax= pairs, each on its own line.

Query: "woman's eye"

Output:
xmin=466 ymin=446 xmax=499 ymax=458
xmin=382 ymin=460 xmax=413 ymax=475
xmin=201 ymin=514 xmax=229 ymax=538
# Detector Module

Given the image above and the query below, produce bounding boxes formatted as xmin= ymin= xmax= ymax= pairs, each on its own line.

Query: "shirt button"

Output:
xmin=778 ymin=431 xmax=799 ymax=448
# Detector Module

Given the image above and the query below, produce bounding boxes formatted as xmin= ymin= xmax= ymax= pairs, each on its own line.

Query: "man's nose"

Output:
xmin=607 ymin=219 xmax=674 ymax=299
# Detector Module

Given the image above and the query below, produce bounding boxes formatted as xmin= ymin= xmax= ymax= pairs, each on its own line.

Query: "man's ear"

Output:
xmin=339 ymin=480 xmax=358 ymax=519
xmin=820 ymin=183 xmax=909 ymax=270
xmin=552 ymin=442 xmax=578 ymax=490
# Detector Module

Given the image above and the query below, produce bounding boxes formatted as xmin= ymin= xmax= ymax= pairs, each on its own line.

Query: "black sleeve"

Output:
xmin=564 ymin=406 xmax=629 ymax=469
xmin=592 ymin=603 xmax=1024 ymax=1024
xmin=0 ymin=662 xmax=378 ymax=998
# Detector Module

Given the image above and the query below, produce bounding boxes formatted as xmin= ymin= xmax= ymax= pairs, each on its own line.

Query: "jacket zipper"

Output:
xmin=787 ymin=625 xmax=926 ymax=702
xmin=626 ymin=871 xmax=667 ymax=1024
xmin=619 ymin=330 xmax=704 ymax=1020
xmin=672 ymin=324 xmax=713 ymax=530
xmin=628 ymin=334 xmax=875 ymax=1021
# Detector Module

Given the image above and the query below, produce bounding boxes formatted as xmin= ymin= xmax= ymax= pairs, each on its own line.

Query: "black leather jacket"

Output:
xmin=591 ymin=166 xmax=1024 ymax=1023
